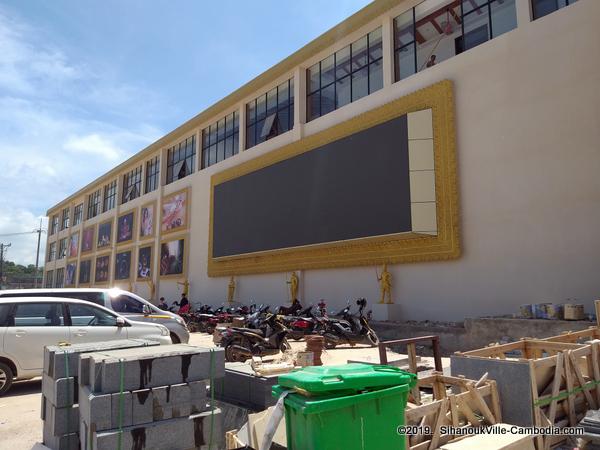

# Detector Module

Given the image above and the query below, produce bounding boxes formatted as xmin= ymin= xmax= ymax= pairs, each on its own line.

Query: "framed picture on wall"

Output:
xmin=69 ymin=232 xmax=79 ymax=258
xmin=140 ymin=202 xmax=155 ymax=239
xmin=160 ymin=238 xmax=185 ymax=276
xmin=81 ymin=226 xmax=94 ymax=253
xmin=161 ymin=189 xmax=188 ymax=233
xmin=79 ymin=260 xmax=91 ymax=284
xmin=137 ymin=245 xmax=152 ymax=280
xmin=95 ymin=254 xmax=110 ymax=283
xmin=115 ymin=250 xmax=132 ymax=280
xmin=97 ymin=221 xmax=113 ymax=249
xmin=65 ymin=263 xmax=77 ymax=286
xmin=117 ymin=211 xmax=135 ymax=244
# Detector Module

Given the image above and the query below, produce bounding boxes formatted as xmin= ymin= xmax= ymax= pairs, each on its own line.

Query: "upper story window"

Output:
xmin=50 ymin=214 xmax=59 ymax=235
xmin=394 ymin=0 xmax=516 ymax=82
xmin=166 ymin=136 xmax=196 ymax=184
xmin=55 ymin=268 xmax=65 ymax=288
xmin=58 ymin=237 xmax=68 ymax=260
xmin=73 ymin=203 xmax=83 ymax=226
xmin=201 ymin=113 xmax=239 ymax=169
xmin=47 ymin=242 xmax=56 ymax=262
xmin=145 ymin=156 xmax=160 ymax=194
xmin=307 ymin=27 xmax=383 ymax=122
xmin=61 ymin=207 xmax=70 ymax=230
xmin=532 ymin=0 xmax=577 ymax=20
xmin=246 ymin=79 xmax=294 ymax=149
xmin=122 ymin=166 xmax=142 ymax=204
xmin=87 ymin=190 xmax=101 ymax=220
xmin=103 ymin=180 xmax=117 ymax=211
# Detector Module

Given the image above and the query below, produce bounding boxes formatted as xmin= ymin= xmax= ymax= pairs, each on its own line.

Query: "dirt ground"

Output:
xmin=0 ymin=333 xmax=446 ymax=449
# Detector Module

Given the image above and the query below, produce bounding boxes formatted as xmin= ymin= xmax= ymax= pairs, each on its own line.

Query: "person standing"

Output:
xmin=158 ymin=297 xmax=169 ymax=311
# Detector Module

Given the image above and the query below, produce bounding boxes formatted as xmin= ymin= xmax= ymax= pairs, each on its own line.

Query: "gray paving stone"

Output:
xmin=45 ymin=339 xmax=159 ymax=379
xmin=43 ymin=398 xmax=79 ymax=435
xmin=42 ymin=428 xmax=79 ymax=450
xmin=132 ymin=388 xmax=153 ymax=425
xmin=111 ymin=391 xmax=133 ymax=429
xmin=78 ymin=385 xmax=112 ymax=432
xmin=42 ymin=374 xmax=77 ymax=408
xmin=152 ymin=381 xmax=208 ymax=421
xmin=93 ymin=408 xmax=223 ymax=450
xmin=82 ymin=345 xmax=224 ymax=393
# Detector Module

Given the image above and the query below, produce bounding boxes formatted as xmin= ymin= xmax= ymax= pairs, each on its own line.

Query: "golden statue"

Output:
xmin=287 ymin=272 xmax=299 ymax=302
xmin=177 ymin=279 xmax=190 ymax=296
xmin=377 ymin=264 xmax=393 ymax=304
xmin=227 ymin=276 xmax=236 ymax=304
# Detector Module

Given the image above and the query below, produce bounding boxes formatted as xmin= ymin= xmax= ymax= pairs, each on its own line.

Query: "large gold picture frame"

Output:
xmin=208 ymin=80 xmax=459 ymax=276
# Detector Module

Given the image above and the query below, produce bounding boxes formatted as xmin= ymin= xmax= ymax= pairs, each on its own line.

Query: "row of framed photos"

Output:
xmin=63 ymin=236 xmax=187 ymax=286
xmin=63 ymin=189 xmax=189 ymax=259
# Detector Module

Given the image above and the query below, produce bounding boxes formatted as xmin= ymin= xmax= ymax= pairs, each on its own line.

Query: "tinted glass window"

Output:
xmin=0 ymin=291 xmax=105 ymax=306
xmin=0 ymin=304 xmax=13 ymax=326
xmin=110 ymin=295 xmax=144 ymax=314
xmin=13 ymin=303 xmax=65 ymax=327
xmin=68 ymin=303 xmax=118 ymax=326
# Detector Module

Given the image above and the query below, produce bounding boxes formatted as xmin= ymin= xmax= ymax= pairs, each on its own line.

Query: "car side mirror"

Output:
xmin=116 ymin=317 xmax=126 ymax=327
xmin=142 ymin=305 xmax=151 ymax=315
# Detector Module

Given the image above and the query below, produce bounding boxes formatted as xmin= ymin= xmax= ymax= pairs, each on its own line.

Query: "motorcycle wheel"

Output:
xmin=366 ymin=330 xmax=380 ymax=347
xmin=224 ymin=338 xmax=251 ymax=362
xmin=280 ymin=339 xmax=292 ymax=353
xmin=323 ymin=333 xmax=337 ymax=349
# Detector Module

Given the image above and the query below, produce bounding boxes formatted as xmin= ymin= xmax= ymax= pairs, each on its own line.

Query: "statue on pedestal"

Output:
xmin=287 ymin=272 xmax=299 ymax=303
xmin=227 ymin=276 xmax=236 ymax=304
xmin=376 ymin=264 xmax=393 ymax=304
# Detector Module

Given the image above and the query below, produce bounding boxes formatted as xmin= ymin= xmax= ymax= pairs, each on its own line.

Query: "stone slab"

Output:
xmin=45 ymin=339 xmax=159 ymax=379
xmin=111 ymin=391 xmax=133 ymax=429
xmin=78 ymin=385 xmax=112 ymax=432
xmin=42 ymin=429 xmax=79 ymax=450
xmin=82 ymin=345 xmax=224 ymax=393
xmin=152 ymin=381 xmax=208 ymax=421
xmin=132 ymin=389 xmax=153 ymax=426
xmin=451 ymin=355 xmax=534 ymax=426
xmin=92 ymin=408 xmax=224 ymax=450
xmin=214 ymin=364 xmax=278 ymax=410
xmin=43 ymin=397 xmax=79 ymax=435
xmin=42 ymin=374 xmax=78 ymax=408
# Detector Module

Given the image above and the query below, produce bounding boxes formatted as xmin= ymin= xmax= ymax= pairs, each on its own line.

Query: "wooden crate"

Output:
xmin=453 ymin=339 xmax=600 ymax=450
xmin=543 ymin=326 xmax=600 ymax=344
xmin=404 ymin=372 xmax=501 ymax=450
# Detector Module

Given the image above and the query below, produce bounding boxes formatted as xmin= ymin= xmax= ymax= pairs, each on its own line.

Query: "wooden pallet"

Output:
xmin=405 ymin=372 xmax=501 ymax=450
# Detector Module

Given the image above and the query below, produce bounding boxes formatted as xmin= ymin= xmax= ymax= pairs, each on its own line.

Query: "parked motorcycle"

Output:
xmin=219 ymin=312 xmax=291 ymax=362
xmin=321 ymin=298 xmax=379 ymax=349
xmin=280 ymin=305 xmax=326 ymax=340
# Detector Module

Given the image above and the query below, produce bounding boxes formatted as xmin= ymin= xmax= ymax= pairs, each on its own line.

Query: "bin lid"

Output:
xmin=277 ymin=363 xmax=416 ymax=395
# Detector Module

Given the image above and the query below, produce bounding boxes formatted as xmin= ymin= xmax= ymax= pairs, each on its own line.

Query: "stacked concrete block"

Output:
xmin=79 ymin=344 xmax=225 ymax=450
xmin=41 ymin=339 xmax=160 ymax=450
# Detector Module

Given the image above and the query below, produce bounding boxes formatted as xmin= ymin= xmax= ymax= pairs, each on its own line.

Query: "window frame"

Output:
xmin=73 ymin=203 xmax=83 ymax=226
xmin=58 ymin=238 xmax=68 ymax=260
xmin=66 ymin=302 xmax=121 ymax=327
xmin=122 ymin=166 xmax=142 ymax=204
xmin=55 ymin=268 xmax=65 ymax=288
xmin=50 ymin=215 xmax=59 ymax=235
xmin=166 ymin=135 xmax=196 ymax=184
xmin=103 ymin=180 xmax=118 ymax=211
xmin=145 ymin=156 xmax=160 ymax=194
xmin=47 ymin=242 xmax=57 ymax=262
xmin=201 ymin=113 xmax=239 ymax=169
xmin=61 ymin=207 xmax=70 ymax=230
xmin=9 ymin=302 xmax=67 ymax=327
xmin=87 ymin=190 xmax=101 ymax=220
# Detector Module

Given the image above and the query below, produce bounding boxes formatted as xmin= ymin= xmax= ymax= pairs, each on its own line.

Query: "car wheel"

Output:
xmin=0 ymin=362 xmax=14 ymax=396
xmin=170 ymin=333 xmax=180 ymax=344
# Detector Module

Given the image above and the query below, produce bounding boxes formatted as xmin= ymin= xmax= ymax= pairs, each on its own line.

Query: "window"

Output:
xmin=110 ymin=294 xmax=145 ymax=314
xmin=201 ymin=112 xmax=239 ymax=169
xmin=47 ymin=242 xmax=56 ymax=262
xmin=532 ymin=0 xmax=577 ymax=20
xmin=145 ymin=156 xmax=160 ymax=193
xmin=103 ymin=180 xmax=117 ymax=211
xmin=87 ymin=190 xmax=101 ymax=219
xmin=45 ymin=270 xmax=54 ymax=288
xmin=0 ymin=304 xmax=12 ymax=326
xmin=122 ymin=166 xmax=142 ymax=204
xmin=12 ymin=303 xmax=65 ymax=327
xmin=166 ymin=136 xmax=196 ymax=183
xmin=307 ymin=28 xmax=383 ymax=122
xmin=394 ymin=0 xmax=516 ymax=82
xmin=55 ymin=268 xmax=65 ymax=288
xmin=73 ymin=203 xmax=83 ymax=226
xmin=246 ymin=79 xmax=294 ymax=149
xmin=58 ymin=238 xmax=67 ymax=260
xmin=61 ymin=207 xmax=70 ymax=230
xmin=50 ymin=214 xmax=59 ymax=235
xmin=68 ymin=303 xmax=118 ymax=327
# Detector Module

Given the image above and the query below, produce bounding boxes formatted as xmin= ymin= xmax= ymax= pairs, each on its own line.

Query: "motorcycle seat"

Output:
xmin=230 ymin=327 xmax=265 ymax=336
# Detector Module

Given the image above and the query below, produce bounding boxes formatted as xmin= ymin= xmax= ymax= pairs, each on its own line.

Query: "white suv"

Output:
xmin=0 ymin=296 xmax=171 ymax=395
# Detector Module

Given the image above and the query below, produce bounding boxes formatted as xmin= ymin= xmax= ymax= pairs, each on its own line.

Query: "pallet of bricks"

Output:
xmin=452 ymin=336 xmax=600 ymax=450
xmin=79 ymin=344 xmax=225 ymax=450
xmin=42 ymin=339 xmax=160 ymax=449
xmin=403 ymin=372 xmax=502 ymax=450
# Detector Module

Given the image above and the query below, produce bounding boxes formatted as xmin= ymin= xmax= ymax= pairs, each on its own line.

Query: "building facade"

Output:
xmin=44 ymin=0 xmax=600 ymax=320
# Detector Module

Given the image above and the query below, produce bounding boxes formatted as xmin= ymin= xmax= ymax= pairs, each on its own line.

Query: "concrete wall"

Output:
xmin=45 ymin=0 xmax=600 ymax=321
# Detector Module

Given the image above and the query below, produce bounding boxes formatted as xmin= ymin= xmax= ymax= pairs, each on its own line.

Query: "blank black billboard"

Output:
xmin=212 ymin=114 xmax=411 ymax=258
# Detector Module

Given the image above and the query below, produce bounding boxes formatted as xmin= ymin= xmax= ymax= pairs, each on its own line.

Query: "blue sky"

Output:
xmin=0 ymin=0 xmax=371 ymax=265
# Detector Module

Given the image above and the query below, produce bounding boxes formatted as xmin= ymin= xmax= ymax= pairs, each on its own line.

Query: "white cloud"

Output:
xmin=0 ymin=6 xmax=164 ymax=265
xmin=0 ymin=208 xmax=47 ymax=268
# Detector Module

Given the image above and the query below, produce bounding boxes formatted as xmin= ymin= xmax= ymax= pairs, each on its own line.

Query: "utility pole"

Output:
xmin=34 ymin=219 xmax=43 ymax=288
xmin=0 ymin=243 xmax=11 ymax=289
